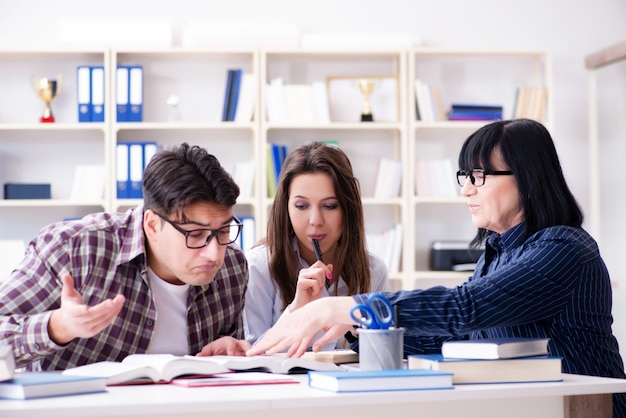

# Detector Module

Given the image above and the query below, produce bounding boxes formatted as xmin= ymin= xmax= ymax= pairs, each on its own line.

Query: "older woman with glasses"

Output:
xmin=248 ymin=119 xmax=626 ymax=417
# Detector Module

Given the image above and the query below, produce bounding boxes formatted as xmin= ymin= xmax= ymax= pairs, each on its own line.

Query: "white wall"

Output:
xmin=2 ymin=0 xmax=625 ymax=217
xmin=2 ymin=0 xmax=626 ymax=347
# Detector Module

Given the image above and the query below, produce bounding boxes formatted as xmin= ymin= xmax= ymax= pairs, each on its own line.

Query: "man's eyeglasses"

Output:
xmin=456 ymin=169 xmax=513 ymax=187
xmin=153 ymin=211 xmax=243 ymax=249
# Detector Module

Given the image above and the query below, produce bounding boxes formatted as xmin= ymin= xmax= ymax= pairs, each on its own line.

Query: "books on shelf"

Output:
xmin=233 ymin=73 xmax=256 ymax=123
xmin=414 ymin=79 xmax=444 ymax=122
xmin=222 ymin=68 xmax=243 ymax=122
xmin=307 ymin=369 xmax=453 ymax=393
xmin=265 ymin=77 xmax=288 ymax=123
xmin=128 ymin=66 xmax=144 ymax=122
xmin=266 ymin=142 xmax=288 ymax=197
xmin=63 ymin=354 xmax=345 ymax=386
xmin=171 ymin=372 xmax=298 ymax=388
xmin=408 ymin=354 xmax=562 ymax=384
xmin=447 ymin=103 xmax=503 ymax=121
xmin=0 ymin=372 xmax=107 ymax=400
xmin=76 ymin=65 xmax=105 ymax=123
xmin=415 ymin=158 xmax=458 ymax=198
xmin=265 ymin=80 xmax=330 ymax=124
xmin=513 ymin=86 xmax=548 ymax=121
xmin=232 ymin=159 xmax=256 ymax=199
xmin=116 ymin=141 xmax=159 ymax=199
xmin=233 ymin=216 xmax=256 ymax=252
xmin=366 ymin=224 xmax=402 ymax=274
xmin=441 ymin=338 xmax=550 ymax=360
xmin=373 ymin=158 xmax=403 ymax=198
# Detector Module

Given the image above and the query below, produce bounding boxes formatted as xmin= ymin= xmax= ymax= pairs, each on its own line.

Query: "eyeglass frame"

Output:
xmin=456 ymin=169 xmax=514 ymax=187
xmin=152 ymin=210 xmax=243 ymax=249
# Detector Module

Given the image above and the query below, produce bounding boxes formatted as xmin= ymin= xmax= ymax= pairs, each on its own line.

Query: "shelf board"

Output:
xmin=412 ymin=196 xmax=466 ymax=204
xmin=412 ymin=121 xmax=494 ymax=130
xmin=0 ymin=123 xmax=105 ymax=131
xmin=264 ymin=121 xmax=403 ymax=131
xmin=0 ymin=199 xmax=106 ymax=208
xmin=114 ymin=122 xmax=256 ymax=131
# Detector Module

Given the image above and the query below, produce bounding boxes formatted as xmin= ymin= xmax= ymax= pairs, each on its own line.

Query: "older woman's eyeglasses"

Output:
xmin=456 ymin=169 xmax=513 ymax=187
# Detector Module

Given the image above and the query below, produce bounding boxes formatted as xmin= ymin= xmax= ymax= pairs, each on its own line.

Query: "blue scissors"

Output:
xmin=349 ymin=293 xmax=395 ymax=330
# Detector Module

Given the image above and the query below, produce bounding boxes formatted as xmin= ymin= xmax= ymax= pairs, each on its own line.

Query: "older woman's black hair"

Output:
xmin=458 ymin=119 xmax=583 ymax=248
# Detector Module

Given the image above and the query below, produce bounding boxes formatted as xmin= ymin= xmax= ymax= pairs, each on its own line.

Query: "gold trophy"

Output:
xmin=358 ymin=79 xmax=375 ymax=122
xmin=32 ymin=75 xmax=62 ymax=123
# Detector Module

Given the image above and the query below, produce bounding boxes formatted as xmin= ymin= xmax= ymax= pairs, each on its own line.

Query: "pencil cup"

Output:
xmin=357 ymin=327 xmax=404 ymax=370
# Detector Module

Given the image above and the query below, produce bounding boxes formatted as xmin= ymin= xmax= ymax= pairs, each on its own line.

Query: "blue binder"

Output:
xmin=116 ymin=143 xmax=130 ymax=199
xmin=128 ymin=66 xmax=143 ymax=122
xmin=221 ymin=69 xmax=235 ymax=122
xmin=116 ymin=66 xmax=129 ymax=122
xmin=76 ymin=66 xmax=91 ymax=123
xmin=128 ymin=143 xmax=144 ymax=198
xmin=90 ymin=66 xmax=105 ymax=122
xmin=227 ymin=68 xmax=243 ymax=121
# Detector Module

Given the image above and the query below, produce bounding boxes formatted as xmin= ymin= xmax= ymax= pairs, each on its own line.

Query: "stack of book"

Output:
xmin=447 ymin=104 xmax=503 ymax=121
xmin=408 ymin=337 xmax=562 ymax=384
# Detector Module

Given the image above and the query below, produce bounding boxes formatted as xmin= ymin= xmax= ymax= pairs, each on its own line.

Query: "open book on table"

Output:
xmin=62 ymin=353 xmax=345 ymax=386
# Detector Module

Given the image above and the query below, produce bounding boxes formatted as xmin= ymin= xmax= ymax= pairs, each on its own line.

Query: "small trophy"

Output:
xmin=358 ymin=79 xmax=375 ymax=122
xmin=32 ymin=75 xmax=62 ymax=123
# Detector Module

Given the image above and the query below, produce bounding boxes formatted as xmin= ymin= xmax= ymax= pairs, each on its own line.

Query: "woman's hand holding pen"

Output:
xmin=290 ymin=261 xmax=333 ymax=312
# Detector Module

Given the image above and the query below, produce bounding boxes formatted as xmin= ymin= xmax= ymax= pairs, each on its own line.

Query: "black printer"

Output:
xmin=430 ymin=241 xmax=484 ymax=271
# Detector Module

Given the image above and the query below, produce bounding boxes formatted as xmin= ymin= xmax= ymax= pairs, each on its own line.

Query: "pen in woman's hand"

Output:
xmin=312 ymin=239 xmax=331 ymax=287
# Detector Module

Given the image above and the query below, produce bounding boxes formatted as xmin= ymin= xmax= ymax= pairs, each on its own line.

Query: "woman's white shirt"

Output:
xmin=243 ymin=239 xmax=389 ymax=349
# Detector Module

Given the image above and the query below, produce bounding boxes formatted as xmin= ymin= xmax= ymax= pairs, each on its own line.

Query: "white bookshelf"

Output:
xmin=408 ymin=48 xmax=553 ymax=289
xmin=0 ymin=46 xmax=553 ymax=290
xmin=0 ymin=49 xmax=109 ymax=242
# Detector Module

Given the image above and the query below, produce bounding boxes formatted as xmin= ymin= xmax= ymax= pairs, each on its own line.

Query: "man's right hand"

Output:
xmin=48 ymin=274 xmax=125 ymax=345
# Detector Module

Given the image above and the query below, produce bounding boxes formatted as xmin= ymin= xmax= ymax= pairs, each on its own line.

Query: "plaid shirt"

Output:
xmin=0 ymin=205 xmax=248 ymax=371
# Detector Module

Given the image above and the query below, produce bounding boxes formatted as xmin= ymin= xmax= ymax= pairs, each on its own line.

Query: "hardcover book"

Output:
xmin=0 ymin=372 xmax=106 ymax=400
xmin=171 ymin=372 xmax=298 ymax=387
xmin=441 ymin=337 xmax=550 ymax=360
xmin=307 ymin=369 xmax=453 ymax=392
xmin=408 ymin=354 xmax=562 ymax=384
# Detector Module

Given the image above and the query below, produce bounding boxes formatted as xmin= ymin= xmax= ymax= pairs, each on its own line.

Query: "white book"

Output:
xmin=233 ymin=160 xmax=255 ymax=199
xmin=442 ymin=338 xmax=550 ymax=360
xmin=240 ymin=217 xmax=256 ymax=252
xmin=414 ymin=79 xmax=432 ymax=122
xmin=265 ymin=77 xmax=287 ymax=123
xmin=63 ymin=354 xmax=344 ymax=386
xmin=389 ymin=223 xmax=403 ymax=274
xmin=283 ymin=84 xmax=316 ymax=124
xmin=234 ymin=73 xmax=256 ymax=123
xmin=373 ymin=159 xmax=389 ymax=198
xmin=311 ymin=81 xmax=331 ymax=124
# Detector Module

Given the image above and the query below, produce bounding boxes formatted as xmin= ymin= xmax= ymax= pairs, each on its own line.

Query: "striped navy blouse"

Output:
xmin=354 ymin=223 xmax=626 ymax=417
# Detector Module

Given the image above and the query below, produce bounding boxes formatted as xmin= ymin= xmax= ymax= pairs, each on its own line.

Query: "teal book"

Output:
xmin=307 ymin=368 xmax=453 ymax=392
xmin=408 ymin=353 xmax=562 ymax=384
xmin=0 ymin=372 xmax=107 ymax=399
